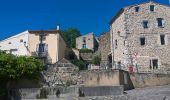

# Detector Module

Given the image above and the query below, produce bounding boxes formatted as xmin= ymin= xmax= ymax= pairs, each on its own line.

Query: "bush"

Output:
xmin=71 ymin=59 xmax=86 ymax=70
xmin=66 ymin=80 xmax=73 ymax=86
xmin=79 ymin=89 xmax=85 ymax=97
xmin=80 ymin=49 xmax=93 ymax=53
xmin=92 ymin=55 xmax=101 ymax=65
xmin=36 ymin=88 xmax=48 ymax=99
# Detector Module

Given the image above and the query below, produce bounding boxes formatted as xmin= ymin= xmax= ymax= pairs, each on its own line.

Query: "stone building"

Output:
xmin=76 ymin=33 xmax=98 ymax=51
xmin=0 ymin=30 xmax=67 ymax=64
xmin=110 ymin=1 xmax=170 ymax=73
xmin=98 ymin=32 xmax=112 ymax=69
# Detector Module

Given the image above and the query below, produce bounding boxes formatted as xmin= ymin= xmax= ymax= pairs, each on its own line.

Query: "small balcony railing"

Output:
xmin=36 ymin=43 xmax=48 ymax=58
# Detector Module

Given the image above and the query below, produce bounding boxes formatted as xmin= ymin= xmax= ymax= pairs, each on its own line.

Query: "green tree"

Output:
xmin=0 ymin=52 xmax=44 ymax=81
xmin=92 ymin=55 xmax=101 ymax=65
xmin=62 ymin=28 xmax=81 ymax=48
xmin=71 ymin=59 xmax=86 ymax=70
xmin=0 ymin=50 xmax=44 ymax=98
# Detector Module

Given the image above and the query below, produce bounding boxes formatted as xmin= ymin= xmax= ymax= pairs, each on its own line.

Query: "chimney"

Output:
xmin=57 ymin=24 xmax=60 ymax=30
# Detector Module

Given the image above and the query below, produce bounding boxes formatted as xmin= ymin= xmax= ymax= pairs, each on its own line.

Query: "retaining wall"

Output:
xmin=130 ymin=73 xmax=170 ymax=88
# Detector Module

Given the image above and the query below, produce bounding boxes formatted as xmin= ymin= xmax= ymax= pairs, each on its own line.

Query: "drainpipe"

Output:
xmin=110 ymin=25 xmax=114 ymax=69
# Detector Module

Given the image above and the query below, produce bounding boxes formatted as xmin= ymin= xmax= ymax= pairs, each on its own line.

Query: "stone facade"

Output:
xmin=110 ymin=1 xmax=170 ymax=73
xmin=43 ymin=58 xmax=79 ymax=86
xmin=99 ymin=32 xmax=112 ymax=68
xmin=76 ymin=33 xmax=98 ymax=51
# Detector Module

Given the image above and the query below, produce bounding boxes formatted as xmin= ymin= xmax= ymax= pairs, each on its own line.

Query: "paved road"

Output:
xmin=125 ymin=85 xmax=170 ymax=100
xmin=47 ymin=85 xmax=170 ymax=100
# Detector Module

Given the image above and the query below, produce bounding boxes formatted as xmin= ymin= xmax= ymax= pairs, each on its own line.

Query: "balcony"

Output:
xmin=36 ymin=43 xmax=48 ymax=58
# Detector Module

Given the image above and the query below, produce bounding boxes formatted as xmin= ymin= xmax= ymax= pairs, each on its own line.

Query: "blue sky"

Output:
xmin=0 ymin=0 xmax=169 ymax=40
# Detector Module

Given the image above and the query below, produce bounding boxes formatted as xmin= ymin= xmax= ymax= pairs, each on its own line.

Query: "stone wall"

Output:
xmin=10 ymin=88 xmax=40 ymax=100
xmin=130 ymin=73 xmax=170 ymax=88
xmin=80 ymin=53 xmax=93 ymax=63
xmin=98 ymin=32 xmax=111 ymax=68
xmin=79 ymin=70 xmax=134 ymax=90
xmin=110 ymin=1 xmax=170 ymax=72
xmin=76 ymin=33 xmax=96 ymax=51
xmin=79 ymin=69 xmax=170 ymax=90
xmin=8 ymin=70 xmax=170 ymax=99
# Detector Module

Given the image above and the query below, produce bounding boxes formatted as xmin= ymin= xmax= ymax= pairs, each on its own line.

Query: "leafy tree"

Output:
xmin=0 ymin=50 xmax=44 ymax=99
xmin=92 ymin=55 xmax=101 ymax=65
xmin=0 ymin=51 xmax=44 ymax=81
xmin=62 ymin=28 xmax=81 ymax=48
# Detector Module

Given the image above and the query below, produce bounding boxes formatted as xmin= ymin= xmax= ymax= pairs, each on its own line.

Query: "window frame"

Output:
xmin=135 ymin=6 xmax=140 ymax=12
xmin=150 ymin=5 xmax=155 ymax=12
xmin=140 ymin=37 xmax=146 ymax=46
xmin=157 ymin=18 xmax=164 ymax=28
xmin=115 ymin=39 xmax=118 ymax=49
xmin=143 ymin=20 xmax=149 ymax=29
xmin=160 ymin=34 xmax=165 ymax=45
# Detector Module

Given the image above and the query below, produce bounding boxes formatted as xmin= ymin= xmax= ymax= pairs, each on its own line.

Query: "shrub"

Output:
xmin=79 ymin=89 xmax=85 ymax=97
xmin=92 ymin=55 xmax=101 ymax=65
xmin=36 ymin=88 xmax=48 ymax=99
xmin=80 ymin=49 xmax=93 ymax=53
xmin=71 ymin=59 xmax=86 ymax=70
xmin=65 ymin=80 xmax=73 ymax=86
xmin=56 ymin=89 xmax=60 ymax=98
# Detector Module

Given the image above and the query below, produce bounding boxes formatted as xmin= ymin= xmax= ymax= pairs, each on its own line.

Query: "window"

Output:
xmin=150 ymin=59 xmax=158 ymax=69
xmin=124 ymin=40 xmax=126 ymax=46
xmin=143 ymin=20 xmax=148 ymax=29
xmin=39 ymin=43 xmax=46 ymax=52
xmin=160 ymin=35 xmax=165 ymax=45
xmin=83 ymin=37 xmax=86 ymax=43
xmin=39 ymin=36 xmax=46 ymax=41
xmin=115 ymin=40 xmax=118 ymax=49
xmin=20 ymin=39 xmax=23 ymax=43
xmin=150 ymin=5 xmax=155 ymax=11
xmin=149 ymin=60 xmax=152 ymax=69
xmin=10 ymin=49 xmax=18 ymax=55
xmin=135 ymin=7 xmax=139 ymax=12
xmin=152 ymin=59 xmax=158 ymax=69
xmin=140 ymin=37 xmax=145 ymax=46
xmin=82 ymin=44 xmax=86 ymax=49
xmin=157 ymin=18 xmax=164 ymax=27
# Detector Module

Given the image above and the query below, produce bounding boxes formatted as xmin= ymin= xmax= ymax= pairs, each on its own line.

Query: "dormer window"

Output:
xmin=135 ymin=7 xmax=139 ymax=12
xmin=150 ymin=5 xmax=155 ymax=12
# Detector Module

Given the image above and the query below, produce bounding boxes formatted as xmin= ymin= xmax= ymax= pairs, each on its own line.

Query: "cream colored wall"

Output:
xmin=28 ymin=33 xmax=65 ymax=63
xmin=45 ymin=34 xmax=58 ymax=63
xmin=28 ymin=33 xmax=40 ymax=56
xmin=57 ymin=34 xmax=67 ymax=61
xmin=0 ymin=31 xmax=29 ymax=55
